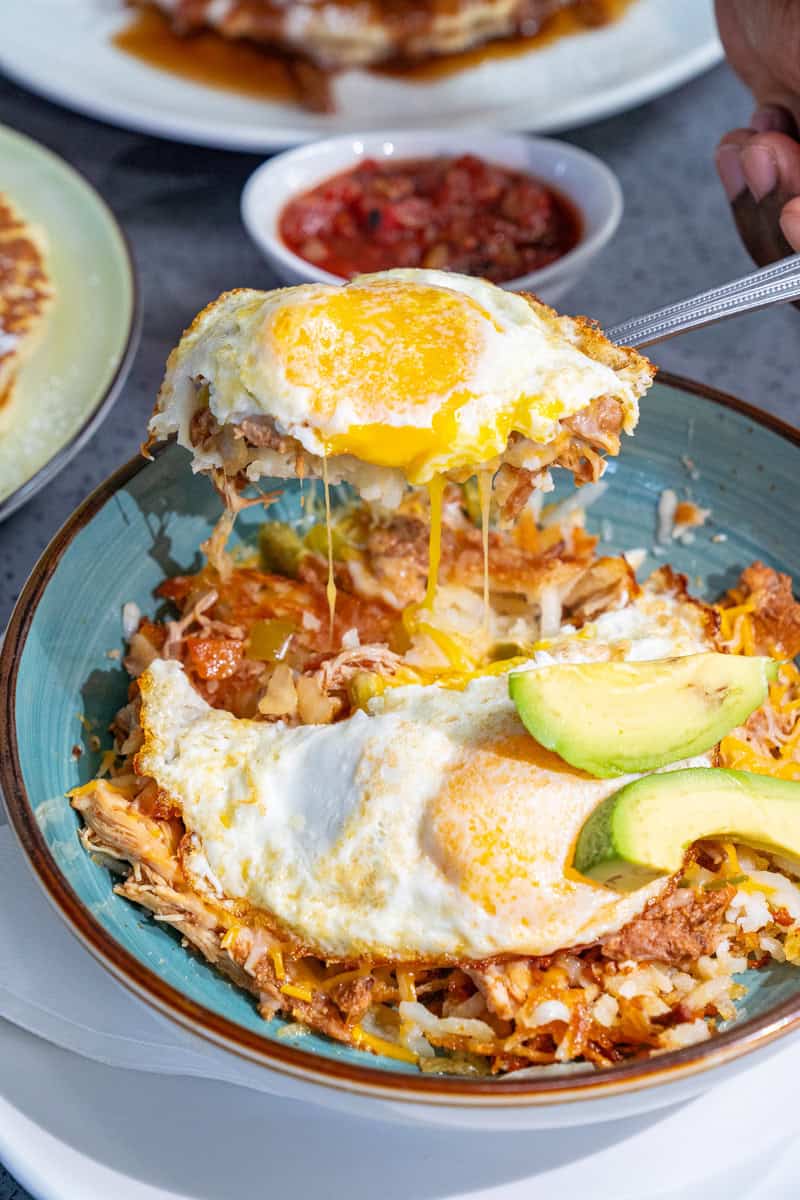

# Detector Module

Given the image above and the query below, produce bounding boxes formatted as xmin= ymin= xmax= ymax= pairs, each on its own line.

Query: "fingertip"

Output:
xmin=715 ymin=143 xmax=746 ymax=202
xmin=717 ymin=128 xmax=757 ymax=153
xmin=746 ymin=132 xmax=800 ymax=199
xmin=741 ymin=143 xmax=778 ymax=203
xmin=751 ymin=105 xmax=799 ymax=137
xmin=779 ymin=197 xmax=800 ymax=252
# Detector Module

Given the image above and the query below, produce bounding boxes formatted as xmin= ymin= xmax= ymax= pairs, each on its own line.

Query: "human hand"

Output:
xmin=715 ymin=0 xmax=800 ymax=262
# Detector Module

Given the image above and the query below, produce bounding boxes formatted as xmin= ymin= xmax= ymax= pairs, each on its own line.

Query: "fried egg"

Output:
xmin=136 ymin=586 xmax=713 ymax=962
xmin=150 ymin=270 xmax=653 ymax=506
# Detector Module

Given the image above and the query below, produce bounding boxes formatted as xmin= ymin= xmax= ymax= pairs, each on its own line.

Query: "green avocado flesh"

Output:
xmin=573 ymin=767 xmax=800 ymax=891
xmin=508 ymin=653 xmax=777 ymax=778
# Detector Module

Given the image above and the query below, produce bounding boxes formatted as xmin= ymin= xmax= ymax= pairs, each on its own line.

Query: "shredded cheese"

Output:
xmin=67 ymin=778 xmax=135 ymax=801
xmin=716 ymin=603 xmax=800 ymax=781
xmin=397 ymin=968 xmax=416 ymax=1003
xmin=320 ymin=967 xmax=367 ymax=992
xmin=220 ymin=925 xmax=240 ymax=951
xmin=351 ymin=1026 xmax=418 ymax=1064
xmin=96 ymin=749 xmax=117 ymax=778
xmin=322 ymin=454 xmax=336 ymax=636
xmin=720 ymin=843 xmax=741 ymax=875
xmin=280 ymin=983 xmax=314 ymax=1003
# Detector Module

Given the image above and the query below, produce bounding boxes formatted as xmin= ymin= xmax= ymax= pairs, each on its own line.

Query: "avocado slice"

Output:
xmin=573 ymin=767 xmax=800 ymax=890
xmin=509 ymin=653 xmax=777 ymax=778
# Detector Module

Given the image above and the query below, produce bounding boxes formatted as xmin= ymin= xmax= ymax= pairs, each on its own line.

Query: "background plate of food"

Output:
xmin=3 ymin=352 xmax=800 ymax=1127
xmin=0 ymin=124 xmax=139 ymax=522
xmin=0 ymin=0 xmax=721 ymax=151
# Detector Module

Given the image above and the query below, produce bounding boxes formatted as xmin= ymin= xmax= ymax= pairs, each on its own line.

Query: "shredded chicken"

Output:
xmin=563 ymin=396 xmax=624 ymax=455
xmin=601 ymin=884 xmax=734 ymax=966
xmin=189 ymin=406 xmax=219 ymax=452
xmin=316 ymin=644 xmax=402 ymax=693
xmin=493 ymin=463 xmax=551 ymax=524
xmin=234 ymin=415 xmax=294 ymax=452
xmin=489 ymin=395 xmax=626 ymax=521
xmin=72 ymin=781 xmax=180 ymax=884
xmin=163 ymin=590 xmax=223 ymax=659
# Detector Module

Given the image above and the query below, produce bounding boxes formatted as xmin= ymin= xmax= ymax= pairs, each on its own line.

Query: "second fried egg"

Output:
xmin=136 ymin=587 xmax=713 ymax=962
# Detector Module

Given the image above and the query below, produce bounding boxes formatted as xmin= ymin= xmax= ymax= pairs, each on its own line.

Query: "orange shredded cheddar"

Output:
xmin=397 ymin=968 xmax=417 ymax=1003
xmin=320 ymin=967 xmax=368 ymax=992
xmin=280 ymin=983 xmax=314 ymax=1003
xmin=716 ymin=602 xmax=800 ymax=780
xmin=351 ymin=1026 xmax=418 ymax=1063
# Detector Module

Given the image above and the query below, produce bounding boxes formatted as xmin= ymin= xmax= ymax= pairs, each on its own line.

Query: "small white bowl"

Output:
xmin=241 ymin=131 xmax=622 ymax=304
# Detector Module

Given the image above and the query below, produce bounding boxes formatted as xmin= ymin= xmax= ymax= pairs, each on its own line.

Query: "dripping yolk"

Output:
xmin=402 ymin=472 xmax=492 ymax=661
xmin=322 ymin=455 xmax=336 ymax=636
xmin=266 ymin=283 xmax=498 ymax=482
xmin=424 ymin=475 xmax=445 ymax=610
xmin=478 ymin=470 xmax=492 ymax=632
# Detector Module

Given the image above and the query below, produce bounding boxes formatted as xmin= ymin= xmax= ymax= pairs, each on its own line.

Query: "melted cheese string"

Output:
xmin=424 ymin=474 xmax=445 ymax=610
xmin=477 ymin=470 xmax=492 ymax=634
xmin=322 ymin=453 xmax=336 ymax=637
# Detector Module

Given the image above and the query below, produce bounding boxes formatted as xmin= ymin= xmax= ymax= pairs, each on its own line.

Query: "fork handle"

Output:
xmin=606 ymin=253 xmax=800 ymax=348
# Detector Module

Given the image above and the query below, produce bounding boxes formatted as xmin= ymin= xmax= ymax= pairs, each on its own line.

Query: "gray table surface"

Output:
xmin=1 ymin=55 xmax=799 ymax=1199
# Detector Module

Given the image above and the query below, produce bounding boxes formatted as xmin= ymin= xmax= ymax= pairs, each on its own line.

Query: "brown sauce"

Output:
xmin=378 ymin=0 xmax=635 ymax=83
xmin=114 ymin=8 xmax=305 ymax=105
xmin=114 ymin=1 xmax=634 ymax=107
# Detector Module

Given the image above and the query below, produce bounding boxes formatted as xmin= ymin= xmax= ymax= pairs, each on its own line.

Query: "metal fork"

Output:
xmin=606 ymin=253 xmax=800 ymax=348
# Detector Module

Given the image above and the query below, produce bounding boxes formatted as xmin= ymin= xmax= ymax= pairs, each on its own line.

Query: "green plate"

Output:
xmin=3 ymin=375 xmax=800 ymax=1107
xmin=0 ymin=123 xmax=139 ymax=520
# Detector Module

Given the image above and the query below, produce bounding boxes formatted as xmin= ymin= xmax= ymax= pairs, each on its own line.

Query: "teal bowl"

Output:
xmin=3 ymin=373 xmax=800 ymax=1119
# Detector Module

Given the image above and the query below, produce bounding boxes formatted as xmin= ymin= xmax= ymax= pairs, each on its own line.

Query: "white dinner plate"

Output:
xmin=0 ymin=0 xmax=721 ymax=151
xmin=0 ymin=1015 xmax=799 ymax=1200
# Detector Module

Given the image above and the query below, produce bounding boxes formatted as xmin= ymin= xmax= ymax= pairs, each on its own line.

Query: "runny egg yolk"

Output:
xmin=478 ymin=470 xmax=492 ymax=632
xmin=423 ymin=475 xmax=445 ymax=611
xmin=404 ymin=469 xmax=491 ymax=639
xmin=266 ymin=283 xmax=539 ymax=483
xmin=322 ymin=452 xmax=336 ymax=635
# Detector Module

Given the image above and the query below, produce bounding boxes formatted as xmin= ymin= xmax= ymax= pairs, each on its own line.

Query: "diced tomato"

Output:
xmin=277 ymin=154 xmax=581 ymax=284
xmin=157 ymin=575 xmax=196 ymax=604
xmin=186 ymin=636 xmax=244 ymax=680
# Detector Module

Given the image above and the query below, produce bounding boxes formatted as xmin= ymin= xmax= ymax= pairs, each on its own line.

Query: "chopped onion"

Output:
xmin=122 ymin=601 xmax=141 ymax=640
xmin=538 ymin=586 xmax=563 ymax=638
xmin=656 ymin=489 xmax=678 ymax=545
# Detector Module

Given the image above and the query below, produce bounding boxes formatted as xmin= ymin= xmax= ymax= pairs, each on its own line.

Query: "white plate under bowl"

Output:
xmin=0 ymin=0 xmax=722 ymax=150
xmin=241 ymin=132 xmax=622 ymax=303
xmin=0 ymin=1016 xmax=798 ymax=1200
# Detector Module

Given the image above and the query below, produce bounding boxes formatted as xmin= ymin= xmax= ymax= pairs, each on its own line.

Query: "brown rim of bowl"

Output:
xmin=0 ymin=124 xmax=141 ymax=523
xmin=3 ymin=371 xmax=800 ymax=1106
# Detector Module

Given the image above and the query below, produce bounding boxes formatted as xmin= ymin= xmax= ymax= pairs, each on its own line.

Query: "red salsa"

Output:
xmin=278 ymin=154 xmax=582 ymax=284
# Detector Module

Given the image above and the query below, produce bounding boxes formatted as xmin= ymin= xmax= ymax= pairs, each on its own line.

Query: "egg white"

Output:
xmin=136 ymin=589 xmax=713 ymax=962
